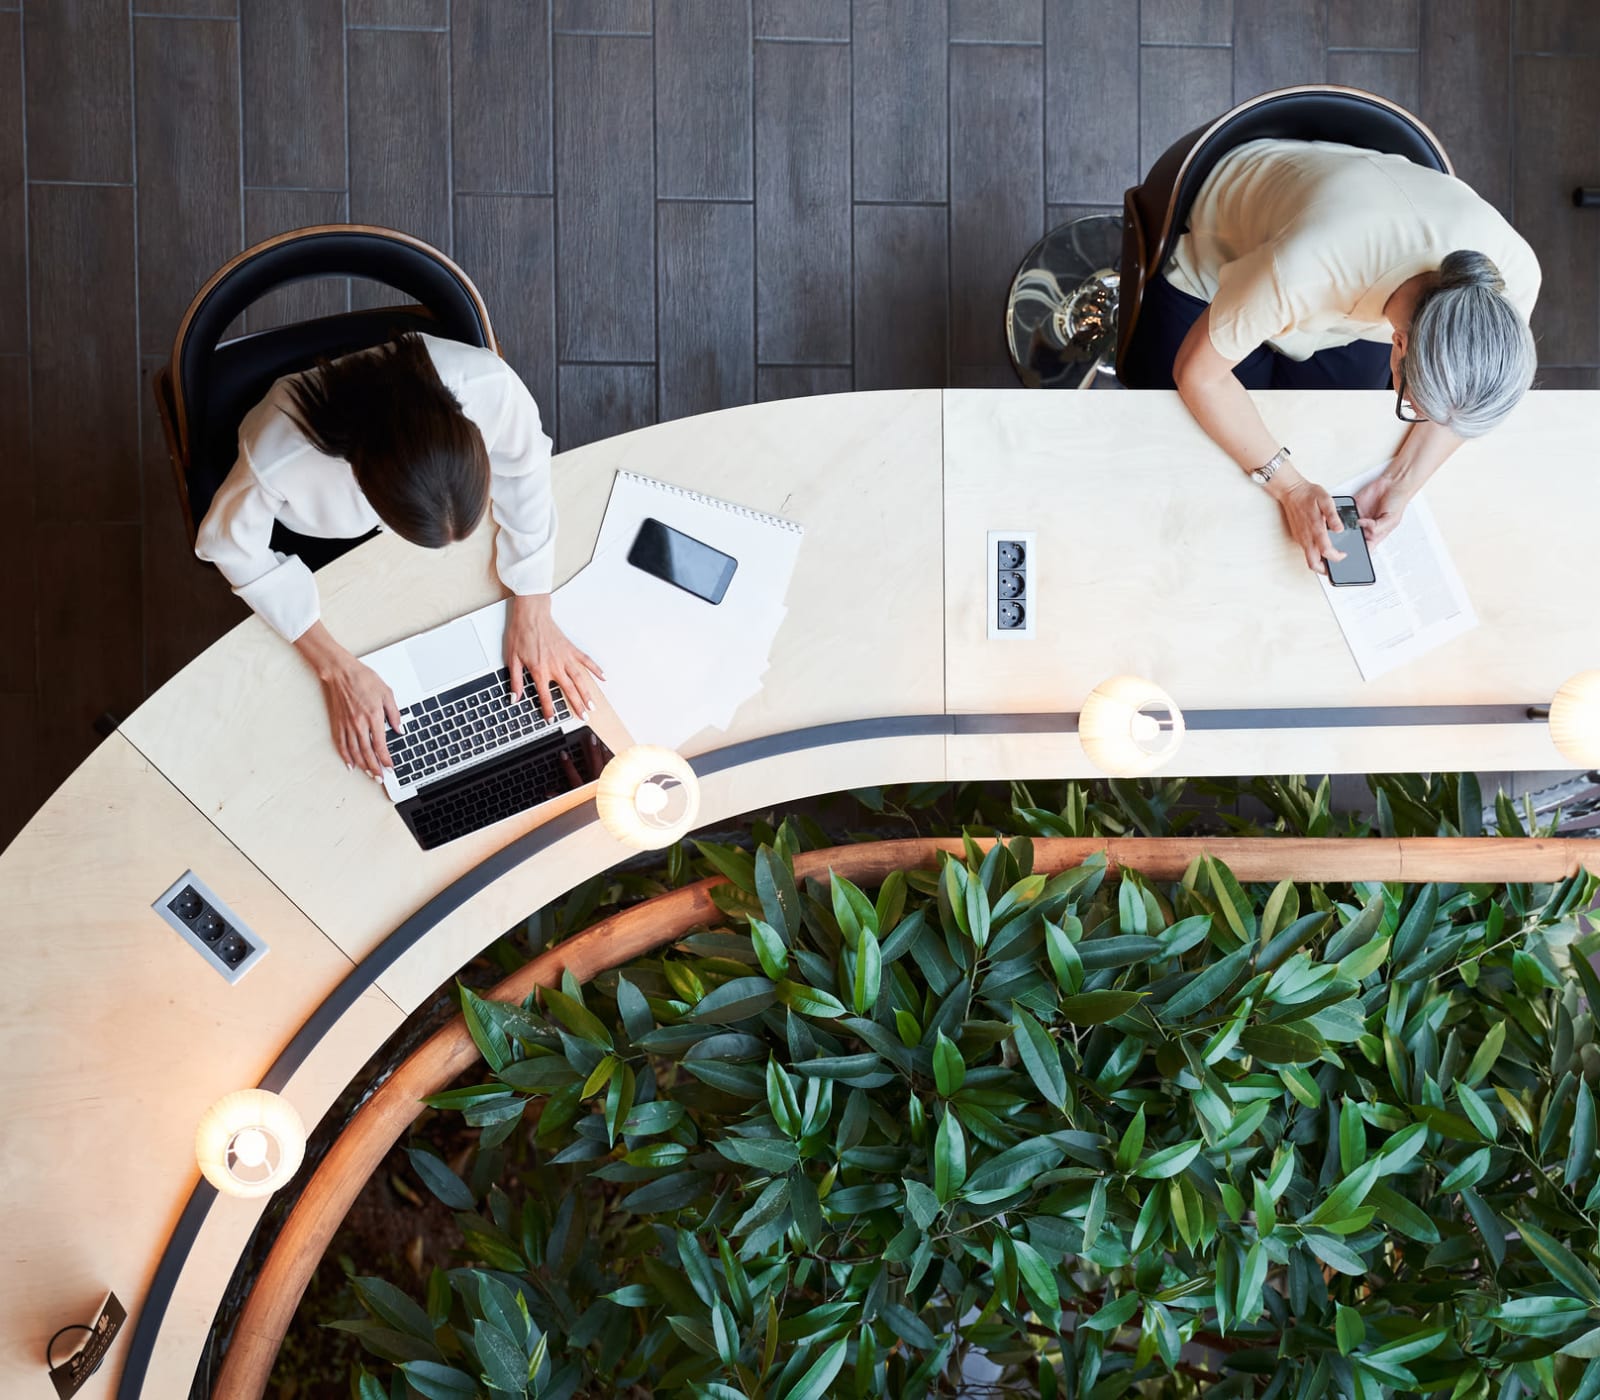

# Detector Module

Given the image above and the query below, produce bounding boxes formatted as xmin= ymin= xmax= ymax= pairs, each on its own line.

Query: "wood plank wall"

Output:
xmin=0 ymin=0 xmax=1596 ymax=848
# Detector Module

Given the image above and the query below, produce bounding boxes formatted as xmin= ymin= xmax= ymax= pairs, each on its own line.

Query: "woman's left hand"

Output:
xmin=504 ymin=593 xmax=605 ymax=720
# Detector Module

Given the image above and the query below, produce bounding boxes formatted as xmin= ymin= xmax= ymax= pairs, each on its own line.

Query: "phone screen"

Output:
xmin=1326 ymin=496 xmax=1376 ymax=587
xmin=627 ymin=518 xmax=738 ymax=604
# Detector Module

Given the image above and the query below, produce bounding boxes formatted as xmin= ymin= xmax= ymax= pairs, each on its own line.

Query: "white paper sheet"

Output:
xmin=552 ymin=474 xmax=803 ymax=747
xmin=1318 ymin=463 xmax=1477 ymax=682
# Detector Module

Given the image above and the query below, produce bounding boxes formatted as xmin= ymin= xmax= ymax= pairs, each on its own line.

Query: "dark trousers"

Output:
xmin=1123 ymin=271 xmax=1394 ymax=390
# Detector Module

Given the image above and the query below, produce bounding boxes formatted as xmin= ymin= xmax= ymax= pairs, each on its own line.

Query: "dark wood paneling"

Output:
xmin=139 ymin=357 xmax=247 ymax=693
xmin=0 ymin=356 xmax=34 ymax=692
xmin=1419 ymin=0 xmax=1510 ymax=215
xmin=0 ymin=14 xmax=23 ymax=355
xmin=754 ymin=38 xmax=851 ymax=362
xmin=658 ymin=201 xmax=754 ymax=421
xmin=756 ymin=365 xmax=852 ymax=400
xmin=1513 ymin=54 xmax=1600 ymax=365
xmin=241 ymin=0 xmax=345 ymax=188
xmin=348 ymin=27 xmax=451 ymax=306
xmin=853 ymin=203 xmax=947 ymax=390
xmin=657 ymin=0 xmax=752 ymax=200
xmin=557 ymin=364 xmax=655 ymax=451
xmin=553 ymin=0 xmax=649 ymax=33
xmin=555 ymin=34 xmax=654 ymax=360
xmin=23 ymin=0 xmax=132 ymax=183
xmin=853 ymin=0 xmax=946 ymax=202
xmin=1046 ymin=202 xmax=1122 ymax=234
xmin=243 ymin=189 xmax=349 ymax=334
xmin=1327 ymin=48 xmax=1419 ymax=114
xmin=951 ymin=0 xmax=1042 ymax=43
xmin=1535 ymin=366 xmax=1600 ymax=388
xmin=347 ymin=0 xmax=447 ymax=26
xmin=950 ymin=43 xmax=1042 ymax=373
xmin=35 ymin=521 xmax=142 ymax=795
xmin=136 ymin=0 xmax=235 ymax=15
xmin=1514 ymin=0 xmax=1600 ymax=53
xmin=1329 ymin=0 xmax=1418 ymax=49
xmin=0 ymin=692 xmax=42 ymax=854
xmin=454 ymin=194 xmax=556 ymax=435
xmin=1141 ymin=45 xmax=1234 ymax=186
xmin=754 ymin=0 xmax=848 ymax=40
xmin=452 ymin=0 xmax=552 ymax=195
xmin=1141 ymin=0 xmax=1233 ymax=45
xmin=29 ymin=184 xmax=139 ymax=521
xmin=135 ymin=17 xmax=241 ymax=357
xmin=1044 ymin=0 xmax=1138 ymax=205
xmin=1233 ymin=0 xmax=1324 ymax=100
xmin=953 ymin=362 xmax=1019 ymax=387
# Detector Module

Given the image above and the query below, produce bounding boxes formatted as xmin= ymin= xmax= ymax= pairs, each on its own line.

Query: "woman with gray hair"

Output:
xmin=1125 ymin=137 xmax=1540 ymax=573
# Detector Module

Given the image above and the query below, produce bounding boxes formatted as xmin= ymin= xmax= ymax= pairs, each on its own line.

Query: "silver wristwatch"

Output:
xmin=1251 ymin=446 xmax=1291 ymax=487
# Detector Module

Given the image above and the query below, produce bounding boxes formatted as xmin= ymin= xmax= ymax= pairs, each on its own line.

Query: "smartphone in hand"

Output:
xmin=1326 ymin=495 xmax=1376 ymax=587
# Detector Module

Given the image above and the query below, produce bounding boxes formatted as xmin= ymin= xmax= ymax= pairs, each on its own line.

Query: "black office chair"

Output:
xmin=1116 ymin=85 xmax=1453 ymax=385
xmin=154 ymin=224 xmax=499 ymax=571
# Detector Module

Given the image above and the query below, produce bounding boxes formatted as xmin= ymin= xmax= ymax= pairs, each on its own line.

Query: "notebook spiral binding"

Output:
xmin=618 ymin=471 xmax=805 ymax=536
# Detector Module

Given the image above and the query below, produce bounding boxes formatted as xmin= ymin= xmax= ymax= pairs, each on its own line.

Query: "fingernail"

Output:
xmin=346 ymin=762 xmax=353 ymax=772
xmin=397 ymin=719 xmax=406 ymax=734
xmin=582 ymin=709 xmax=592 ymax=721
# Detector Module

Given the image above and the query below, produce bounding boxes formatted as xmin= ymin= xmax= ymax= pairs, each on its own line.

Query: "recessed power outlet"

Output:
xmin=152 ymin=871 xmax=268 ymax=983
xmin=987 ymin=530 xmax=1036 ymax=639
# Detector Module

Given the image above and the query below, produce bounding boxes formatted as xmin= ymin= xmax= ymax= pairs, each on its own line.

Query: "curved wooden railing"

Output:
xmin=212 ymin=835 xmax=1599 ymax=1399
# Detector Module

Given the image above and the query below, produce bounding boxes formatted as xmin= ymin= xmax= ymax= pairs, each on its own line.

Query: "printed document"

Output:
xmin=1319 ymin=464 xmax=1477 ymax=682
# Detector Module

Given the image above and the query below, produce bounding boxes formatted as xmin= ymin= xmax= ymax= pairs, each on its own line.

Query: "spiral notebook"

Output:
xmin=553 ymin=472 xmax=805 ymax=749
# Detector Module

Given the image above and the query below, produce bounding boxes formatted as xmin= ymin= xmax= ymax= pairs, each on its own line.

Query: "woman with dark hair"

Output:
xmin=197 ymin=332 xmax=599 ymax=779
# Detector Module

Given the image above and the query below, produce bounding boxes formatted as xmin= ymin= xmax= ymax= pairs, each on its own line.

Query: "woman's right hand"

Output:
xmin=1272 ymin=475 xmax=1347 ymax=575
xmin=294 ymin=622 xmax=403 ymax=778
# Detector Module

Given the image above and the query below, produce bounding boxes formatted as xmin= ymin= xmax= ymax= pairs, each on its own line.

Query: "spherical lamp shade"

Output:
xmin=195 ymin=1089 xmax=307 ymax=1199
xmin=595 ymin=746 xmax=701 ymax=850
xmin=1077 ymin=675 xmax=1186 ymax=777
xmin=1549 ymin=671 xmax=1600 ymax=767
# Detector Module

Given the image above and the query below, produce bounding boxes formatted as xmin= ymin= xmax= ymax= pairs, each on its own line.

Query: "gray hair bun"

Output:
xmin=1436 ymin=249 xmax=1506 ymax=295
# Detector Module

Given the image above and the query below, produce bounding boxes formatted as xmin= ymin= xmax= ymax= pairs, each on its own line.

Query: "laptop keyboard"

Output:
xmin=385 ymin=667 xmax=571 ymax=789
xmin=403 ymin=731 xmax=602 ymax=850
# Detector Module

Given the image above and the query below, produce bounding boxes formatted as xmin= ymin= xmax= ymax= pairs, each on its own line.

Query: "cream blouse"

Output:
xmin=195 ymin=335 xmax=555 ymax=643
xmin=1164 ymin=138 xmax=1540 ymax=362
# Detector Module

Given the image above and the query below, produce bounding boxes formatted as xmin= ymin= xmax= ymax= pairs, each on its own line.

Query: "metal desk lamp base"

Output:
xmin=1006 ymin=213 xmax=1124 ymax=390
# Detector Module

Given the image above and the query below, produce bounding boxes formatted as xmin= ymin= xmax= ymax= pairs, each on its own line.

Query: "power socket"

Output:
xmin=986 ymin=530 xmax=1036 ymax=639
xmin=152 ymin=870 xmax=268 ymax=983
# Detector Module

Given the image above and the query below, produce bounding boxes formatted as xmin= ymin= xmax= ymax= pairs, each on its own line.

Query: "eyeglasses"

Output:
xmin=1395 ymin=371 xmax=1426 ymax=423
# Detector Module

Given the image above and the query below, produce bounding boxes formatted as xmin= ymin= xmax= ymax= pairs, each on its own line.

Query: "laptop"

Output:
xmin=361 ymin=599 xmax=614 ymax=850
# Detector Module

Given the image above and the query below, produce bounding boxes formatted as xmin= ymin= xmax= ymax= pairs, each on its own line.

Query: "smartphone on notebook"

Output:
xmin=1326 ymin=496 xmax=1376 ymax=587
xmin=627 ymin=517 xmax=739 ymax=604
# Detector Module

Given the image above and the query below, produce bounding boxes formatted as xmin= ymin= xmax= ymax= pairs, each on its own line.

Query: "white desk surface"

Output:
xmin=1 ymin=388 xmax=1593 ymax=1398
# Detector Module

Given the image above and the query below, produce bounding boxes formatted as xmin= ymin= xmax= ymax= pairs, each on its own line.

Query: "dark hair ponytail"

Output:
xmin=284 ymin=333 xmax=490 ymax=548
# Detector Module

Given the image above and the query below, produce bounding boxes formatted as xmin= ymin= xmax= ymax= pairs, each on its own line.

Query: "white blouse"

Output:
xmin=195 ymin=334 xmax=555 ymax=643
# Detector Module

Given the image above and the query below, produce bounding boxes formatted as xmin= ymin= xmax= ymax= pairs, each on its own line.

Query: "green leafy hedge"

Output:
xmin=336 ymin=810 xmax=1600 ymax=1400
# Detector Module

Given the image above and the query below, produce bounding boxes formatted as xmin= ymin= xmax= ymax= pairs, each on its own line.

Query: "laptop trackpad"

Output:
xmin=408 ymin=619 xmax=491 ymax=694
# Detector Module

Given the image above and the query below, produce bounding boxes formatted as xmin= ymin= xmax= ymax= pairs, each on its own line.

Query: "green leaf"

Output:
xmin=1568 ymin=1081 xmax=1597 ymax=1188
xmin=1115 ymin=1105 xmax=1147 ymax=1174
xmin=767 ymin=1058 xmax=802 ymax=1138
xmin=1237 ymin=1241 xmax=1269 ymax=1321
xmin=1309 ymin=1157 xmax=1381 ymax=1224
xmin=581 ymin=1052 xmax=617 ymax=1099
xmin=905 ymin=1179 xmax=940 ymax=1229
xmin=1463 ymin=1022 xmax=1506 ymax=1087
xmin=962 ymin=1138 xmax=1068 ymax=1204
xmin=780 ymin=1337 xmax=848 ymax=1400
xmin=407 ymin=1148 xmax=475 ymax=1210
xmin=852 ymin=930 xmax=882 ymax=1014
xmin=1340 ymin=1098 xmax=1366 ymax=1173
xmin=355 ymin=1371 xmax=386 ymax=1400
xmin=398 ymin=1361 xmax=479 ymax=1399
xmin=621 ymin=1098 xmax=686 ymax=1136
xmin=933 ymin=1031 xmax=965 ymax=1096
xmin=1044 ymin=919 xmax=1084 ymax=994
xmin=1057 ymin=990 xmax=1143 ymax=1024
xmin=1336 ymin=1304 xmax=1366 ymax=1355
xmin=1013 ymin=1236 xmax=1060 ymax=1317
xmin=750 ymin=918 xmax=790 ymax=980
xmin=1521 ymin=1221 xmax=1600 ymax=1303
xmin=935 ymin=1109 xmax=968 ymax=1203
xmin=1012 ymin=1003 xmax=1068 ymax=1110
xmin=1303 ymin=1233 xmax=1368 ymax=1276
xmin=473 ymin=1318 xmax=529 ymax=1395
xmin=459 ymin=984 xmax=510 ymax=1073
xmin=692 ymin=976 xmax=778 ymax=1023
xmin=1337 ymin=936 xmax=1390 ymax=983
xmin=1240 ymin=1023 xmax=1324 ymax=1066
xmin=1457 ymin=1085 xmax=1499 ymax=1142
xmin=1372 ymin=1122 xmax=1427 ymax=1176
xmin=776 ymin=980 xmax=847 ymax=1019
xmin=1205 ymin=856 xmax=1256 ymax=944
xmin=1560 ymin=1327 xmax=1600 ymax=1360
xmin=894 ymin=1007 xmax=922 ymax=1047
xmin=756 ymin=847 xmax=801 ymax=944
xmin=1081 ymin=1292 xmax=1140 ymax=1334
xmin=540 ymin=985 xmax=614 ymax=1048
xmin=714 ymin=1137 xmax=801 ymax=1173
xmin=1161 ymin=945 xmax=1251 ymax=1019
xmin=615 ymin=973 xmax=653 ymax=1042
xmin=1136 ymin=1140 xmax=1203 ymax=1180
xmin=1366 ymin=1329 xmax=1448 ymax=1366
xmin=1438 ymin=1147 xmax=1490 ymax=1192
xmin=1367 ymin=1184 xmax=1439 ymax=1243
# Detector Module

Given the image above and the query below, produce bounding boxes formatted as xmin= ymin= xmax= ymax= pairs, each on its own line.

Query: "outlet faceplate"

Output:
xmin=987 ymin=530 xmax=1036 ymax=639
xmin=152 ymin=871 xmax=268 ymax=983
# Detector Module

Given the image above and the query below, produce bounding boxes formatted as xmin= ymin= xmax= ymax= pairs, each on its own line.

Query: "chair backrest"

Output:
xmin=1116 ymin=85 xmax=1453 ymax=379
xmin=156 ymin=224 xmax=498 ymax=547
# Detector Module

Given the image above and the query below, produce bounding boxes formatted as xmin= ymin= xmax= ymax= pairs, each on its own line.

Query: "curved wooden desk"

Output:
xmin=0 ymin=388 xmax=1592 ymax=1399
